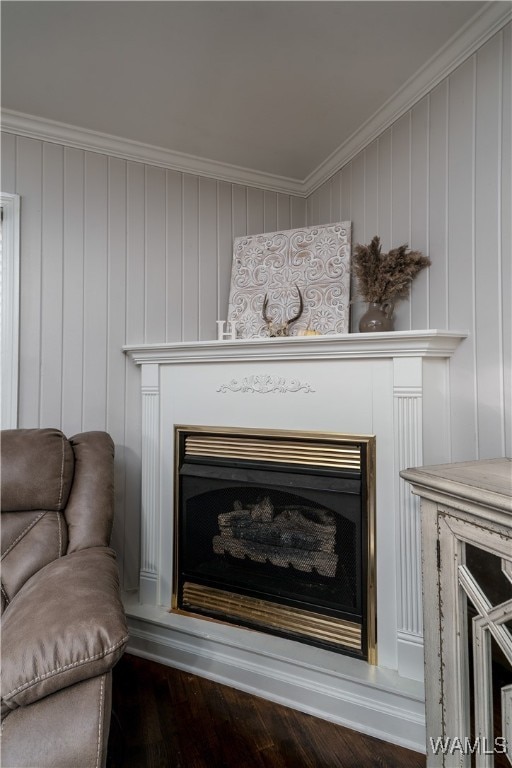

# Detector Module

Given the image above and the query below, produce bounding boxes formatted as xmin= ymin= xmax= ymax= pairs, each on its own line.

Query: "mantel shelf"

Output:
xmin=123 ymin=329 xmax=468 ymax=366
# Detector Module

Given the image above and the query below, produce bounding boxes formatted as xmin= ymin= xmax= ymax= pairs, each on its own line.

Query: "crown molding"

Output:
xmin=303 ymin=2 xmax=512 ymax=196
xmin=1 ymin=3 xmax=509 ymax=199
xmin=0 ymin=110 xmax=305 ymax=197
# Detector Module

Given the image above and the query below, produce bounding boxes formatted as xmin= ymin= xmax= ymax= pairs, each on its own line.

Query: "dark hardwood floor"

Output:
xmin=108 ymin=654 xmax=426 ymax=768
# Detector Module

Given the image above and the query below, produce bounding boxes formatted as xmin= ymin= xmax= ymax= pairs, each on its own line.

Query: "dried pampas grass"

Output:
xmin=352 ymin=236 xmax=431 ymax=304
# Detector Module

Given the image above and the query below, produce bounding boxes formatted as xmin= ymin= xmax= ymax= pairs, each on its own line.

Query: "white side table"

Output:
xmin=401 ymin=458 xmax=512 ymax=767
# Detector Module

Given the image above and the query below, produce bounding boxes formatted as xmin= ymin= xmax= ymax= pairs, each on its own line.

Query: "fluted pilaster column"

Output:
xmin=140 ymin=363 xmax=160 ymax=605
xmin=393 ymin=357 xmax=424 ymax=680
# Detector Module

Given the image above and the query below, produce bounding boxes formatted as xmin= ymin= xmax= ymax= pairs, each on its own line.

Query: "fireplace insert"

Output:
xmin=173 ymin=426 xmax=376 ymax=661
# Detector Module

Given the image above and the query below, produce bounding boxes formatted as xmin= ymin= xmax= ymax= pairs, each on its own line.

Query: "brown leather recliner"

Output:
xmin=1 ymin=428 xmax=129 ymax=768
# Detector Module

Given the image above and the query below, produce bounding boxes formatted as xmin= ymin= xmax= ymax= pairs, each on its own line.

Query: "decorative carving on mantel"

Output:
xmin=217 ymin=375 xmax=315 ymax=395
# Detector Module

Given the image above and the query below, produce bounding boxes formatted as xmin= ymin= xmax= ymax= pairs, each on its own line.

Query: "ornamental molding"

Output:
xmin=0 ymin=110 xmax=302 ymax=197
xmin=3 ymin=3 xmax=509 ymax=198
xmin=303 ymin=3 xmax=512 ymax=195
xmin=217 ymin=375 xmax=315 ymax=394
xmin=123 ymin=330 xmax=468 ymax=366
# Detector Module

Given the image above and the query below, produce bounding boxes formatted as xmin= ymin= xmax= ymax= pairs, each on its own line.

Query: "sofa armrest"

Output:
xmin=1 ymin=547 xmax=128 ymax=718
xmin=65 ymin=432 xmax=115 ymax=552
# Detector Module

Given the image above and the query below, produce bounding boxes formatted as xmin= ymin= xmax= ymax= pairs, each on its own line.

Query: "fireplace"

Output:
xmin=173 ymin=425 xmax=376 ymax=662
xmin=124 ymin=332 xmax=466 ymax=748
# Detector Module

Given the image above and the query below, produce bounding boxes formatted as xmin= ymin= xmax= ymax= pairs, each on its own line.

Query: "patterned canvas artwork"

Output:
xmin=227 ymin=222 xmax=352 ymax=338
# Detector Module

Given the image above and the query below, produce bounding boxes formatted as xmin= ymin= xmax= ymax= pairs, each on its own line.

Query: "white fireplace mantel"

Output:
xmin=123 ymin=330 xmax=467 ymax=753
xmin=124 ymin=329 xmax=466 ymax=365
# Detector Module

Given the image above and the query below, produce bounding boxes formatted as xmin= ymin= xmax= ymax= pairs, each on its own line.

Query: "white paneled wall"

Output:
xmin=0 ymin=136 xmax=306 ymax=587
xmin=306 ymin=26 xmax=511 ymax=463
xmin=1 ymin=24 xmax=509 ymax=589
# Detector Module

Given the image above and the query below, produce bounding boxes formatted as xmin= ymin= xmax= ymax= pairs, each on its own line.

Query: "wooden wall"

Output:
xmin=307 ymin=26 xmax=511 ymax=464
xmin=0 ymin=139 xmax=306 ymax=587
xmin=1 ymin=23 xmax=509 ymax=589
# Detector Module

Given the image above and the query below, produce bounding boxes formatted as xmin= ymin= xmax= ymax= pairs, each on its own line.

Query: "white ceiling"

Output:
xmin=2 ymin=1 xmax=490 ymax=181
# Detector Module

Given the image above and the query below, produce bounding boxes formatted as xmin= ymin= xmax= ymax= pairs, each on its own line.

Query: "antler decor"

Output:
xmin=262 ymin=285 xmax=304 ymax=337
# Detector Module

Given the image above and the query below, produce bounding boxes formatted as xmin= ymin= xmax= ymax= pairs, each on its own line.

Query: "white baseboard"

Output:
xmin=397 ymin=632 xmax=425 ymax=683
xmin=138 ymin=572 xmax=158 ymax=606
xmin=123 ymin=595 xmax=426 ymax=754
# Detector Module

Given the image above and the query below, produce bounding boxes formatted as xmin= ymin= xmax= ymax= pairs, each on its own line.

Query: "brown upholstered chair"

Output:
xmin=1 ymin=428 xmax=128 ymax=768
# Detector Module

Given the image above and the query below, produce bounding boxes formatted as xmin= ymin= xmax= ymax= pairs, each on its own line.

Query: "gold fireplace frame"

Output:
xmin=172 ymin=425 xmax=377 ymax=664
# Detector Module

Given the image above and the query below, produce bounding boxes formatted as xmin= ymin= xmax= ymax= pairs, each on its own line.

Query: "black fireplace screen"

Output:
xmin=173 ymin=427 xmax=376 ymax=661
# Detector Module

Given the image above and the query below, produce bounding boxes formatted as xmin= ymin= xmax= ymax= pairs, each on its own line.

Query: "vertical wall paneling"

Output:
xmin=40 ymin=142 xmax=64 ymax=428
xmin=390 ymin=114 xmax=411 ymax=247
xmin=290 ymin=195 xmax=306 ymax=230
xmin=410 ymin=97 xmax=430 ymax=329
xmin=364 ymin=142 xmax=379 ymax=243
xmin=301 ymin=23 xmax=510 ymax=463
xmin=0 ymin=190 xmax=20 ymax=430
xmin=232 ymin=184 xmax=248 ymax=241
xmin=377 ymin=131 xmax=392 ymax=250
xmin=217 ymin=181 xmax=233 ymax=322
xmin=199 ymin=177 xmax=218 ymax=340
xmin=182 ymin=174 xmax=199 ymax=342
xmin=340 ymin=163 xmax=352 ymax=225
xmin=1 ymin=132 xmax=16 ymax=191
xmin=145 ymin=166 xmax=167 ymax=343
xmin=16 ymin=137 xmax=42 ymax=427
xmin=317 ymin=182 xmax=331 ymax=224
xmin=427 ymin=83 xmax=450 ymax=329
xmin=61 ymin=148 xmax=85 ymax=436
xmin=330 ymin=170 xmax=342 ymax=225
xmin=391 ymin=114 xmax=412 ymax=330
xmin=263 ymin=190 xmax=277 ymax=233
xmin=447 ymin=58 xmax=478 ymax=460
xmin=277 ymin=193 xmax=291 ymax=231
xmin=350 ymin=154 xmax=366 ymax=331
xmin=124 ymin=160 xmax=145 ymax=587
xmin=165 ymin=170 xmax=183 ymax=341
xmin=126 ymin=162 xmax=145 ymax=345
xmin=0 ymin=159 xmax=18 ymax=423
xmin=361 ymin=142 xmax=380 ymax=333
xmin=1 ymin=132 xmax=307 ymax=590
xmin=83 ymin=152 xmax=108 ymax=429
xmin=107 ymin=156 xmax=127 ymax=570
xmin=306 ymin=188 xmax=319 ymax=227
xmin=475 ymin=34 xmax=505 ymax=458
xmin=502 ymin=25 xmax=512 ymax=457
xmin=338 ymin=163 xmax=354 ymax=327
xmin=247 ymin=186 xmax=264 ymax=236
